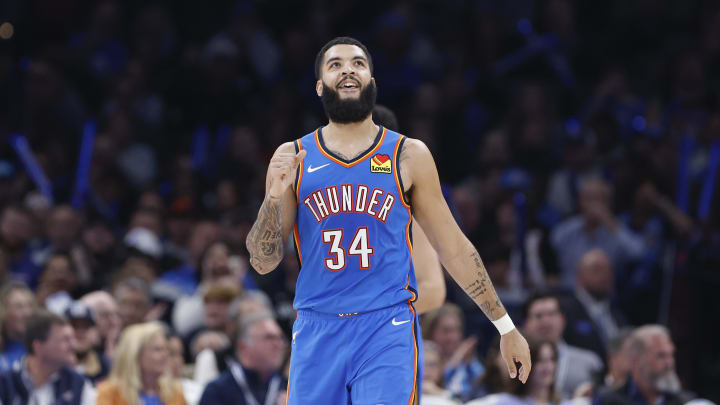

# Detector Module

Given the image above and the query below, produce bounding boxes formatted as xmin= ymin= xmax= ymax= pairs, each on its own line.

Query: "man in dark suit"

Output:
xmin=562 ymin=249 xmax=627 ymax=362
xmin=199 ymin=311 xmax=287 ymax=405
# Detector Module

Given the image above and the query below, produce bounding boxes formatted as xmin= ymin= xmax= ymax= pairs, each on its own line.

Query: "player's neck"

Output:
xmin=324 ymin=116 xmax=378 ymax=144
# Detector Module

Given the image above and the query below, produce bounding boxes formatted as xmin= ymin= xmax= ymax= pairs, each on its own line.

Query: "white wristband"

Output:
xmin=492 ymin=314 xmax=515 ymax=335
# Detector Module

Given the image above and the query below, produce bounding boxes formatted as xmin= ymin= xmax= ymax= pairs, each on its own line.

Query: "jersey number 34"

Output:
xmin=321 ymin=227 xmax=374 ymax=271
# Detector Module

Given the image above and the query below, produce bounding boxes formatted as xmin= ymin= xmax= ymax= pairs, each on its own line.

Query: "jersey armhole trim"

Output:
xmin=393 ymin=136 xmax=412 ymax=209
xmin=294 ymin=139 xmax=303 ymax=205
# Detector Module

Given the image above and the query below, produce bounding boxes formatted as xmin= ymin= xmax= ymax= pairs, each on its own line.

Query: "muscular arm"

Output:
xmin=401 ymin=138 xmax=530 ymax=382
xmin=411 ymin=220 xmax=445 ymax=314
xmin=402 ymin=140 xmax=505 ymax=320
xmin=246 ymin=142 xmax=301 ymax=274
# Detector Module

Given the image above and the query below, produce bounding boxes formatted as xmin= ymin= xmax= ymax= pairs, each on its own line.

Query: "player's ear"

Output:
xmin=371 ymin=77 xmax=376 ymax=87
xmin=316 ymin=80 xmax=323 ymax=97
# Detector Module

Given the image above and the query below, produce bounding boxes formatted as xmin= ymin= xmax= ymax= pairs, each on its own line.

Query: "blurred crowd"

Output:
xmin=1 ymin=0 xmax=720 ymax=404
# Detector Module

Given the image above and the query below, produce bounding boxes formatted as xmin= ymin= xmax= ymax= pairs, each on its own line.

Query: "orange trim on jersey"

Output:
xmin=286 ymin=358 xmax=291 ymax=405
xmin=392 ymin=135 xmax=411 ymax=209
xmin=314 ymin=127 xmax=387 ymax=168
xmin=404 ymin=277 xmax=417 ymax=302
xmin=295 ymin=139 xmax=304 ymax=205
xmin=293 ymin=223 xmax=303 ymax=266
xmin=407 ymin=303 xmax=419 ymax=405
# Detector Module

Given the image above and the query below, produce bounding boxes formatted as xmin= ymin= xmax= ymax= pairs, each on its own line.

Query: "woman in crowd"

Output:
xmin=97 ymin=322 xmax=186 ymax=405
xmin=0 ymin=281 xmax=35 ymax=371
xmin=467 ymin=338 xmax=570 ymax=405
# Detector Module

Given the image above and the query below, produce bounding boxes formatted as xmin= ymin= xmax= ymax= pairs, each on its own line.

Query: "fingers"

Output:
xmin=517 ymin=354 xmax=532 ymax=384
xmin=506 ymin=356 xmax=518 ymax=379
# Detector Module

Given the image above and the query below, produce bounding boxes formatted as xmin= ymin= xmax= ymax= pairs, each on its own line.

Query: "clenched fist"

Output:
xmin=268 ymin=150 xmax=306 ymax=199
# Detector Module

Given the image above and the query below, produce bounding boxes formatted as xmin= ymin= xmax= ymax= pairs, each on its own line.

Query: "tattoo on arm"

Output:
xmin=246 ymin=195 xmax=284 ymax=271
xmin=463 ymin=250 xmax=505 ymax=320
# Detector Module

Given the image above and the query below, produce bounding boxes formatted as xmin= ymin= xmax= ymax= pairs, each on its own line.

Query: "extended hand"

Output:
xmin=500 ymin=328 xmax=532 ymax=383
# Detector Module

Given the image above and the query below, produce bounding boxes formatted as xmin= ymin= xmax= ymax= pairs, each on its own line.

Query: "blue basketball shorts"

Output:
xmin=287 ymin=302 xmax=422 ymax=405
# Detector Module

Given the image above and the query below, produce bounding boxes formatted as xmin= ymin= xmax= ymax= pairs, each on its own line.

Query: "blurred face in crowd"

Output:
xmin=115 ymin=286 xmax=150 ymax=327
xmin=524 ymin=298 xmax=565 ymax=343
xmin=204 ymin=299 xmax=231 ymax=330
xmin=635 ymin=333 xmax=680 ymax=393
xmin=579 ymin=179 xmax=612 ymax=226
xmin=38 ymin=255 xmax=76 ymax=296
xmin=431 ymin=313 xmax=464 ymax=358
xmin=529 ymin=342 xmax=557 ymax=392
xmin=0 ymin=208 xmax=33 ymax=250
xmin=129 ymin=210 xmax=163 ymax=237
xmin=201 ymin=242 xmax=231 ymax=282
xmin=82 ymin=292 xmax=121 ymax=341
xmin=82 ymin=222 xmax=116 ymax=255
xmin=577 ymin=249 xmax=614 ymax=300
xmin=423 ymin=343 xmax=443 ymax=385
xmin=140 ymin=332 xmax=169 ymax=381
xmin=189 ymin=221 xmax=219 ymax=263
xmin=33 ymin=323 xmax=76 ymax=369
xmin=167 ymin=336 xmax=185 ymax=378
xmin=240 ymin=319 xmax=286 ymax=376
xmin=317 ymin=44 xmax=376 ymax=123
xmin=608 ymin=336 xmax=633 ymax=387
xmin=3 ymin=288 xmax=35 ymax=340
xmin=46 ymin=206 xmax=81 ymax=250
xmin=70 ymin=318 xmax=99 ymax=355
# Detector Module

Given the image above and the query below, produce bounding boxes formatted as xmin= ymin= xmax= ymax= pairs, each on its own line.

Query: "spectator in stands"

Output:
xmin=421 ymin=340 xmax=458 ymax=405
xmin=172 ymin=240 xmax=251 ymax=336
xmin=183 ymin=282 xmax=240 ymax=353
xmin=466 ymin=338 xmax=570 ymax=405
xmin=0 ymin=310 xmax=96 ymax=404
xmin=0 ymin=281 xmax=35 ymax=371
xmin=551 ymin=177 xmax=645 ymax=287
xmin=523 ymin=291 xmax=603 ymax=399
xmin=65 ymin=301 xmax=111 ymax=385
xmin=36 ymin=252 xmax=78 ymax=312
xmin=199 ymin=312 xmax=286 ymax=405
xmin=422 ymin=303 xmax=484 ymax=402
xmin=193 ymin=290 xmax=275 ymax=388
xmin=0 ymin=205 xmax=41 ymax=288
xmin=562 ymin=249 xmax=627 ymax=361
xmin=168 ymin=335 xmax=202 ymax=405
xmin=81 ymin=291 xmax=122 ymax=358
xmin=595 ymin=325 xmax=694 ymax=405
xmin=189 ymin=330 xmax=230 ymax=362
xmin=573 ymin=328 xmax=635 ymax=401
xmin=97 ymin=322 xmax=186 ymax=405
xmin=160 ymin=220 xmax=220 ymax=296
xmin=113 ymin=277 xmax=152 ymax=329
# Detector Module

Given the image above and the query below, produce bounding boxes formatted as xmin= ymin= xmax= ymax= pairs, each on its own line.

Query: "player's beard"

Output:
xmin=321 ymin=80 xmax=377 ymax=124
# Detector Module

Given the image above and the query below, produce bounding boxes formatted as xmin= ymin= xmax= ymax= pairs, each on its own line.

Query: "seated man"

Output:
xmin=0 ymin=310 xmax=96 ymax=405
xmin=199 ymin=312 xmax=287 ymax=405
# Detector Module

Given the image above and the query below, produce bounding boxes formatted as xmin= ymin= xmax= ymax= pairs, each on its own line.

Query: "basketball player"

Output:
xmin=373 ymin=104 xmax=446 ymax=315
xmin=246 ymin=37 xmax=531 ymax=404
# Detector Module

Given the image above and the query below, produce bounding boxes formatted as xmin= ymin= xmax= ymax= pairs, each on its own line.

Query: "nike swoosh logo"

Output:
xmin=391 ymin=318 xmax=411 ymax=326
xmin=307 ymin=163 xmax=330 ymax=173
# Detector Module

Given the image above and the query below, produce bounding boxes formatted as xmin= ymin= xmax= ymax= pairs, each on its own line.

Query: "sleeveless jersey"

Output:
xmin=292 ymin=126 xmax=418 ymax=313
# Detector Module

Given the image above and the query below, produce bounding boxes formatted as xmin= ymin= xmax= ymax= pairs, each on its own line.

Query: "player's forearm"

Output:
xmin=246 ymin=194 xmax=285 ymax=274
xmin=443 ymin=241 xmax=506 ymax=321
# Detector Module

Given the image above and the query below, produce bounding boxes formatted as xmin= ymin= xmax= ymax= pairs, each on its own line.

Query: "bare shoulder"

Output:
xmin=400 ymin=138 xmax=437 ymax=188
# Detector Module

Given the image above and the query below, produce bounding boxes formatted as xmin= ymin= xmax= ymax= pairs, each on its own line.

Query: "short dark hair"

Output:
xmin=372 ymin=105 xmax=399 ymax=131
xmin=314 ymin=36 xmax=373 ymax=79
xmin=522 ymin=290 xmax=561 ymax=320
xmin=24 ymin=310 xmax=67 ymax=354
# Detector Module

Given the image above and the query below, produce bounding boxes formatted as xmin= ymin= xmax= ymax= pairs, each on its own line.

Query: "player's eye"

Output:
xmin=355 ymin=60 xmax=365 ymax=67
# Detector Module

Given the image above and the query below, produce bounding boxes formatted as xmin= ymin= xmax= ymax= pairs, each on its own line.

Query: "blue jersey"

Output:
xmin=292 ymin=126 xmax=418 ymax=313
